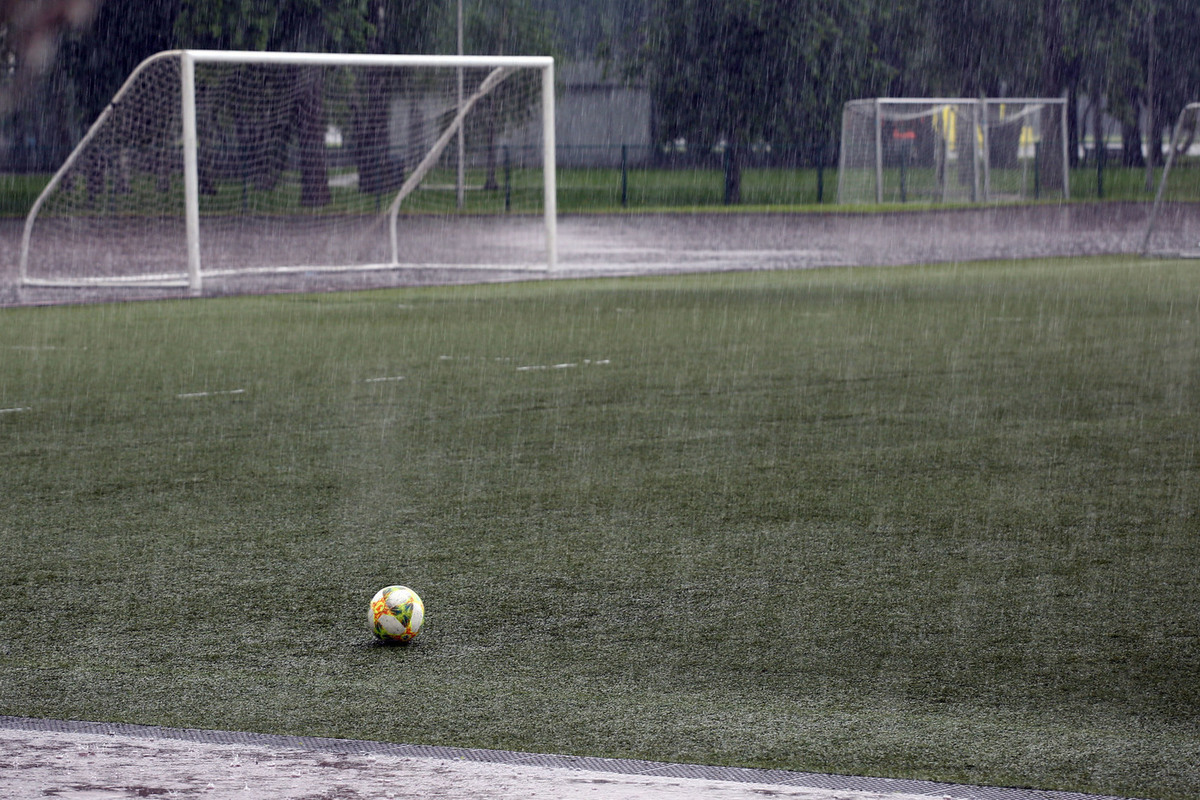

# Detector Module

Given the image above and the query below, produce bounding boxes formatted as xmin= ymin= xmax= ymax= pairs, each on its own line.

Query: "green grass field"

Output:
xmin=1 ymin=259 xmax=1198 ymax=799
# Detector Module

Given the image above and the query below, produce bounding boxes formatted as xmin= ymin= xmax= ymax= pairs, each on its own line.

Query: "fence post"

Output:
xmin=816 ymin=142 xmax=825 ymax=204
xmin=503 ymin=145 xmax=511 ymax=212
xmin=621 ymin=144 xmax=628 ymax=208
xmin=1033 ymin=143 xmax=1041 ymax=200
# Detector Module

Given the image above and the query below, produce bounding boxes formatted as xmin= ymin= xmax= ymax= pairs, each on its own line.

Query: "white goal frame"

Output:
xmin=19 ymin=50 xmax=557 ymax=293
xmin=837 ymin=97 xmax=1069 ymax=205
xmin=1142 ymin=101 xmax=1200 ymax=257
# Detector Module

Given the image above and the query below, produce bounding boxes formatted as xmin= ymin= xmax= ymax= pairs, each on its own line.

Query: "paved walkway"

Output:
xmin=0 ymin=204 xmax=1184 ymax=307
xmin=0 ymin=716 xmax=1137 ymax=800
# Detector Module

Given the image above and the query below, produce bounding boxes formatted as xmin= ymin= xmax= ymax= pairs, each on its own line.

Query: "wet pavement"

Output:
xmin=0 ymin=717 xmax=1140 ymax=800
xmin=1 ymin=204 xmax=1191 ymax=307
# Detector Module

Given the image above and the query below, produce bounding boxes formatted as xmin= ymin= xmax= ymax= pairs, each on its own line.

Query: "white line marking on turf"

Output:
xmin=7 ymin=345 xmax=87 ymax=351
xmin=517 ymin=359 xmax=610 ymax=372
xmin=363 ymin=376 xmax=405 ymax=383
xmin=0 ymin=407 xmax=31 ymax=414
xmin=176 ymin=389 xmax=246 ymax=399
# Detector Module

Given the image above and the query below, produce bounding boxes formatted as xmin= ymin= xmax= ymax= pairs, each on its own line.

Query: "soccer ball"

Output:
xmin=369 ymin=585 xmax=424 ymax=642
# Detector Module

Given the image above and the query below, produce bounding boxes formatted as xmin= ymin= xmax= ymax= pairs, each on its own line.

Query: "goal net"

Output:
xmin=19 ymin=50 xmax=556 ymax=292
xmin=837 ymin=98 xmax=1069 ymax=205
xmin=1142 ymin=101 xmax=1200 ymax=257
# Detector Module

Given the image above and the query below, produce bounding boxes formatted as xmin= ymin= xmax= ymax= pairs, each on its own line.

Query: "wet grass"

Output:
xmin=0 ymin=172 xmax=47 ymax=216
xmin=0 ymin=258 xmax=1198 ymax=798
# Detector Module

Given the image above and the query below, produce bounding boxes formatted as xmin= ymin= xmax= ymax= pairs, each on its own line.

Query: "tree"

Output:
xmin=1055 ymin=0 xmax=1136 ymax=168
xmin=463 ymin=0 xmax=555 ymax=190
xmin=352 ymin=0 xmax=440 ymax=196
xmin=174 ymin=0 xmax=375 ymax=205
xmin=1038 ymin=0 xmax=1067 ymax=191
xmin=2 ymin=0 xmax=166 ymax=171
xmin=0 ymin=0 xmax=101 ymax=116
xmin=1143 ymin=0 xmax=1200 ymax=165
xmin=910 ymin=0 xmax=1040 ymax=97
xmin=643 ymin=0 xmax=887 ymax=203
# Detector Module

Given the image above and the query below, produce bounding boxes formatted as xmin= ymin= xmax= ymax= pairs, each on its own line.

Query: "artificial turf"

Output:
xmin=0 ymin=258 xmax=1197 ymax=798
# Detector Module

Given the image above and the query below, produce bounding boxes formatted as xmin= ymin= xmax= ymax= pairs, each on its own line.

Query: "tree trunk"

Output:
xmin=355 ymin=69 xmax=401 ymax=195
xmin=1144 ymin=5 xmax=1157 ymax=190
xmin=1038 ymin=0 xmax=1065 ymax=195
xmin=1067 ymin=82 xmax=1079 ymax=169
xmin=723 ymin=142 xmax=741 ymax=205
xmin=484 ymin=104 xmax=500 ymax=191
xmin=357 ymin=3 xmax=403 ymax=197
xmin=298 ymin=68 xmax=331 ymax=208
xmin=1121 ymin=85 xmax=1146 ymax=167
xmin=1121 ymin=118 xmax=1145 ymax=167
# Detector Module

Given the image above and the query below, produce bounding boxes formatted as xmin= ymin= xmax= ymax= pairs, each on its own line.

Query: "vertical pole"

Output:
xmin=542 ymin=61 xmax=557 ymax=269
xmin=1060 ymin=96 xmax=1070 ymax=198
xmin=503 ymin=144 xmax=511 ymax=212
xmin=836 ymin=109 xmax=849 ymax=204
xmin=941 ymin=106 xmax=950 ymax=202
xmin=456 ymin=0 xmax=465 ymax=210
xmin=1140 ymin=103 xmax=1191 ymax=255
xmin=722 ymin=146 xmax=732 ymax=205
xmin=181 ymin=51 xmax=202 ymax=294
xmin=621 ymin=144 xmax=628 ymax=207
xmin=964 ymin=100 xmax=974 ymax=203
xmin=1144 ymin=4 xmax=1156 ymax=194
xmin=873 ymin=99 xmax=883 ymax=204
xmin=816 ymin=142 xmax=824 ymax=204
xmin=981 ymin=98 xmax=991 ymax=202
xmin=1034 ymin=143 xmax=1041 ymax=199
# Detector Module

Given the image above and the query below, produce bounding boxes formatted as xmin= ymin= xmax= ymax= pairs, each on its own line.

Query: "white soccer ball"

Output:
xmin=369 ymin=585 xmax=424 ymax=642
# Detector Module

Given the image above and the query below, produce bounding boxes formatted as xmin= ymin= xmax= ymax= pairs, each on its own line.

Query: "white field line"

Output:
xmin=517 ymin=359 xmax=610 ymax=372
xmin=363 ymin=376 xmax=405 ymax=383
xmin=176 ymin=389 xmax=246 ymax=399
xmin=200 ymin=261 xmax=550 ymax=276
xmin=0 ymin=406 xmax=31 ymax=414
xmin=567 ymin=247 xmax=823 ymax=259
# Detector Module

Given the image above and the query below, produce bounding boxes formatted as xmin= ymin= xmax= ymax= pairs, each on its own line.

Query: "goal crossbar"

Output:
xmin=20 ymin=50 xmax=557 ymax=293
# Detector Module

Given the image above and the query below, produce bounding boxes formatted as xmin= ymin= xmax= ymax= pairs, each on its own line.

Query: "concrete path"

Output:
xmin=0 ymin=717 xmax=1137 ymax=800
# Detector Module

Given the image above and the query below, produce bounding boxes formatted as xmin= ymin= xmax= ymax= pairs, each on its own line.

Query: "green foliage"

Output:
xmin=458 ymin=0 xmax=556 ymax=189
xmin=908 ymin=0 xmax=1040 ymax=96
xmin=0 ymin=260 xmax=1199 ymax=798
xmin=465 ymin=0 xmax=554 ymax=56
xmin=640 ymin=0 xmax=891 ymax=200
xmin=644 ymin=0 xmax=846 ymax=147
xmin=174 ymin=0 xmax=372 ymax=52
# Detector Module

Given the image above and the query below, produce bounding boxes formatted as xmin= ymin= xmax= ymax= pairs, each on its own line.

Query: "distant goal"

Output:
xmin=837 ymin=98 xmax=1069 ymax=205
xmin=20 ymin=50 xmax=557 ymax=293
xmin=1142 ymin=102 xmax=1200 ymax=257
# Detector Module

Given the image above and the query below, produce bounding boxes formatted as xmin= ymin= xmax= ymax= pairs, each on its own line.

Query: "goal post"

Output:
xmin=19 ymin=50 xmax=557 ymax=293
xmin=1141 ymin=101 xmax=1200 ymax=257
xmin=837 ymin=97 xmax=1069 ymax=205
